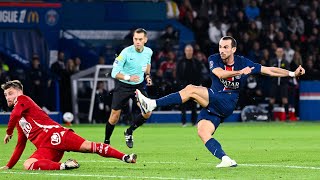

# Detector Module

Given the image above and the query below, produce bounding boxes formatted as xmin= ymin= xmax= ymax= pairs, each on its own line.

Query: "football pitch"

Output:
xmin=0 ymin=122 xmax=320 ymax=179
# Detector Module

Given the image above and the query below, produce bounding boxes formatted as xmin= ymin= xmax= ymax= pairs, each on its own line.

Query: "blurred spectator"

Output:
xmin=157 ymin=50 xmax=176 ymax=96
xmin=290 ymin=51 xmax=303 ymax=71
xmin=93 ymin=81 xmax=112 ymax=124
xmin=301 ymin=56 xmax=320 ymax=80
xmin=51 ymin=51 xmax=65 ymax=77
xmin=198 ymin=0 xmax=217 ymax=20
xmin=271 ymin=9 xmax=287 ymax=32
xmin=274 ymin=31 xmax=285 ymax=47
xmin=179 ymin=0 xmax=194 ymax=22
xmin=166 ymin=0 xmax=180 ymax=19
xmin=245 ymin=0 xmax=260 ymax=21
xmin=176 ymin=44 xmax=201 ymax=126
xmin=260 ymin=49 xmax=271 ymax=66
xmin=208 ymin=20 xmax=222 ymax=49
xmin=247 ymin=21 xmax=260 ymax=41
xmin=268 ymin=47 xmax=290 ymax=120
xmin=283 ymin=41 xmax=295 ymax=64
xmin=28 ymin=54 xmax=46 ymax=108
xmin=305 ymin=10 xmax=319 ymax=36
xmin=160 ymin=25 xmax=179 ymax=45
xmin=74 ymin=56 xmax=82 ymax=72
xmin=247 ymin=41 xmax=262 ymax=63
xmin=157 ymin=50 xmax=176 ymax=82
xmin=98 ymin=56 xmax=106 ymax=65
xmin=62 ymin=58 xmax=77 ymax=113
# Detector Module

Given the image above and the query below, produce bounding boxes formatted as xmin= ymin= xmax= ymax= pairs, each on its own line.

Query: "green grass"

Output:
xmin=1 ymin=122 xmax=320 ymax=179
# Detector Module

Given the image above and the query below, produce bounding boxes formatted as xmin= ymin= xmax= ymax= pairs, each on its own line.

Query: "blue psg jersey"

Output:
xmin=208 ymin=54 xmax=262 ymax=93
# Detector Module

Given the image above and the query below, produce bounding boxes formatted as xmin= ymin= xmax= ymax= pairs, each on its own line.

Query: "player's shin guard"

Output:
xmin=91 ymin=142 xmax=125 ymax=160
xmin=28 ymin=159 xmax=62 ymax=170
xmin=205 ymin=138 xmax=226 ymax=160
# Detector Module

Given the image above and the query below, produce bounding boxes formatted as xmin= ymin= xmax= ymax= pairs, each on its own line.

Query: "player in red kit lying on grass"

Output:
xmin=0 ymin=80 xmax=137 ymax=170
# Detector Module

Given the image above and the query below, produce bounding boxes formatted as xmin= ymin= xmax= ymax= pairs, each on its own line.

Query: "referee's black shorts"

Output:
xmin=111 ymin=80 xmax=148 ymax=110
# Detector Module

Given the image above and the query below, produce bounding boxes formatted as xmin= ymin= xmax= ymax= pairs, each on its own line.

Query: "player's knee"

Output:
xmin=197 ymin=128 xmax=205 ymax=138
xmin=197 ymin=127 xmax=212 ymax=143
xmin=184 ymin=85 xmax=196 ymax=94
xmin=23 ymin=159 xmax=36 ymax=170
xmin=142 ymin=112 xmax=152 ymax=119
xmin=109 ymin=113 xmax=120 ymax=124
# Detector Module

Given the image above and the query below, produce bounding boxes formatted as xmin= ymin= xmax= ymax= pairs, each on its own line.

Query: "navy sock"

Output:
xmin=156 ymin=92 xmax=182 ymax=107
xmin=205 ymin=138 xmax=226 ymax=160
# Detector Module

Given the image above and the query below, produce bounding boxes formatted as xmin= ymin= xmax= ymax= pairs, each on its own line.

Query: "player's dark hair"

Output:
xmin=1 ymin=80 xmax=23 ymax=91
xmin=221 ymin=36 xmax=237 ymax=47
xmin=134 ymin=28 xmax=147 ymax=36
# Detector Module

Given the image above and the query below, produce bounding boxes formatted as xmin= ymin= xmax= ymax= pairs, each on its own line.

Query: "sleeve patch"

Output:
xmin=115 ymin=55 xmax=123 ymax=61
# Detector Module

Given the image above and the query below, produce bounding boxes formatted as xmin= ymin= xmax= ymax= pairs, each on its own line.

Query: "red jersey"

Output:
xmin=6 ymin=95 xmax=65 ymax=168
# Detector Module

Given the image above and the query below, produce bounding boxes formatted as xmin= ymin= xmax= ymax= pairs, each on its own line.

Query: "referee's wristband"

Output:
xmin=124 ymin=75 xmax=130 ymax=81
xmin=288 ymin=71 xmax=295 ymax=77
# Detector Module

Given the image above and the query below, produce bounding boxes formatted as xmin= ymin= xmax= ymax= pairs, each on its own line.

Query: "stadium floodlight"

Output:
xmin=70 ymin=65 xmax=114 ymax=124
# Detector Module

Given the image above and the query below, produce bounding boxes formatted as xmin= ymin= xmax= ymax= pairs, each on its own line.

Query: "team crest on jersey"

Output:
xmin=51 ymin=132 xmax=61 ymax=145
xmin=209 ymin=61 xmax=214 ymax=69
xmin=19 ymin=117 xmax=32 ymax=138
xmin=235 ymin=75 xmax=241 ymax=79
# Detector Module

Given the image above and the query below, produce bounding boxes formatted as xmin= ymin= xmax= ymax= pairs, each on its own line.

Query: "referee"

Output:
xmin=104 ymin=28 xmax=153 ymax=148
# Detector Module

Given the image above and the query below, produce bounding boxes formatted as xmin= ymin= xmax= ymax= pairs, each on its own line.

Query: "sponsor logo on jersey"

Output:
xmin=51 ymin=132 xmax=61 ymax=145
xmin=220 ymin=79 xmax=240 ymax=89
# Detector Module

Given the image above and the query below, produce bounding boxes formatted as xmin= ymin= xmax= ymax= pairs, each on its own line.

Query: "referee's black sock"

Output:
xmin=104 ymin=121 xmax=115 ymax=144
xmin=127 ymin=114 xmax=147 ymax=134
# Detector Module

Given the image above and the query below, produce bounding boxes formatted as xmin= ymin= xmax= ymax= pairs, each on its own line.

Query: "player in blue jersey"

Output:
xmin=104 ymin=28 xmax=153 ymax=148
xmin=135 ymin=36 xmax=305 ymax=167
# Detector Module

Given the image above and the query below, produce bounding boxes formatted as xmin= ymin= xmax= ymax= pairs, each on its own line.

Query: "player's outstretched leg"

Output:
xmin=89 ymin=142 xmax=137 ymax=163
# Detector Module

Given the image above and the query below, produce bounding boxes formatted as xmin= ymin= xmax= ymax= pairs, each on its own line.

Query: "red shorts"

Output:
xmin=30 ymin=128 xmax=86 ymax=161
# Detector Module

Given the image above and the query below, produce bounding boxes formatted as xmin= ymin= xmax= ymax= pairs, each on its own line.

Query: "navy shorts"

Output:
xmin=197 ymin=89 xmax=238 ymax=128
xmin=198 ymin=108 xmax=222 ymax=129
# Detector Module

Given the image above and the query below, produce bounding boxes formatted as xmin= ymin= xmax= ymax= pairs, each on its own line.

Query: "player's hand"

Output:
xmin=0 ymin=166 xmax=9 ymax=170
xmin=4 ymin=134 xmax=12 ymax=144
xmin=130 ymin=75 xmax=140 ymax=82
xmin=240 ymin=67 xmax=255 ymax=75
xmin=146 ymin=76 xmax=153 ymax=86
xmin=295 ymin=65 xmax=305 ymax=77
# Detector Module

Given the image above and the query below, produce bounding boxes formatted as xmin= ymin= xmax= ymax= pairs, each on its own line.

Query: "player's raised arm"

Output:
xmin=5 ymin=127 xmax=27 ymax=169
xmin=261 ymin=65 xmax=305 ymax=77
xmin=212 ymin=66 xmax=254 ymax=79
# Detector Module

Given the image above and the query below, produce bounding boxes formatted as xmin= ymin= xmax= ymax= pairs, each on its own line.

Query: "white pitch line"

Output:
xmin=0 ymin=171 xmax=212 ymax=180
xmin=239 ymin=163 xmax=320 ymax=170
xmin=1 ymin=159 xmax=320 ymax=171
xmin=77 ymin=160 xmax=320 ymax=170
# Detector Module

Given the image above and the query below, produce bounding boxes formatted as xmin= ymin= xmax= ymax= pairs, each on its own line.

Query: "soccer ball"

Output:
xmin=63 ymin=112 xmax=74 ymax=123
